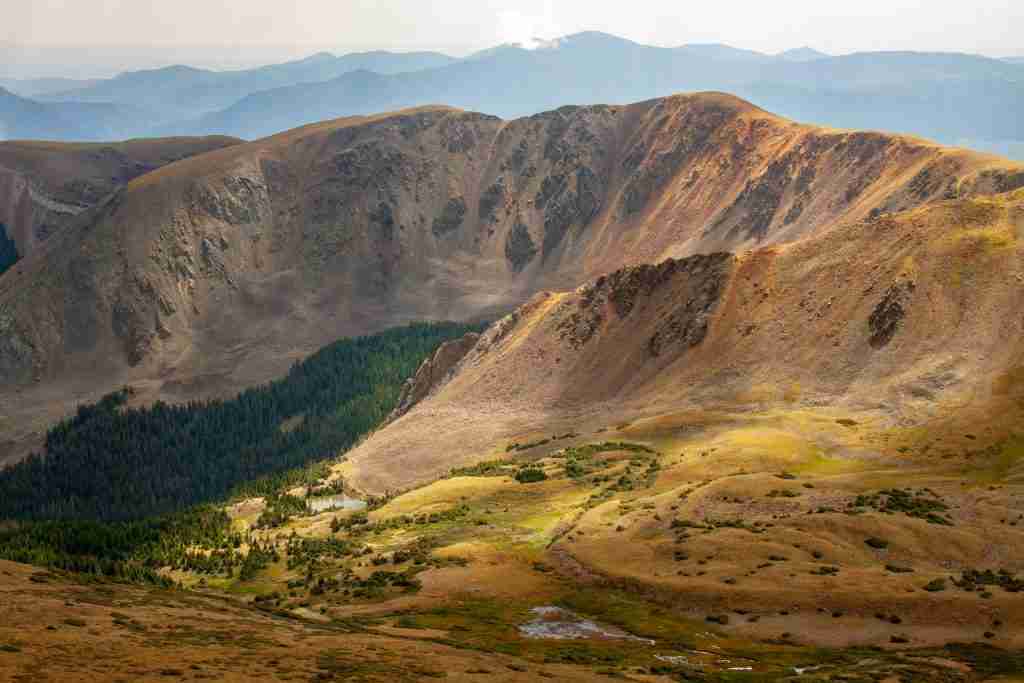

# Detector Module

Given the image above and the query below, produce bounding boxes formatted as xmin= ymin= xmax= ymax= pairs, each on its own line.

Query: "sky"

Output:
xmin=3 ymin=0 xmax=1022 ymax=78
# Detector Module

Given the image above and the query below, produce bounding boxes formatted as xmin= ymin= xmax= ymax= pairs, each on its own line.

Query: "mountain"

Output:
xmin=1 ymin=92 xmax=1020 ymax=462
xmin=677 ymin=43 xmax=770 ymax=62
xmin=0 ymin=136 xmax=243 ymax=260
xmin=776 ymin=46 xmax=830 ymax=61
xmin=42 ymin=50 xmax=458 ymax=124
xmin=171 ymin=33 xmax=1024 ymax=158
xmin=171 ymin=34 xmax=762 ymax=139
xmin=0 ymin=77 xmax=102 ymax=98
xmin=13 ymin=34 xmax=1023 ymax=156
xmin=3 ymin=93 xmax=1024 ymax=671
xmin=0 ymin=87 xmax=154 ymax=142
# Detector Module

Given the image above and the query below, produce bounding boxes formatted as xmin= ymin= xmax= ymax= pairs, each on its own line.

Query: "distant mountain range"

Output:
xmin=0 ymin=77 xmax=102 ymax=98
xmin=3 ymin=33 xmax=1024 ymax=159
xmin=167 ymin=33 xmax=1024 ymax=159
xmin=36 ymin=50 xmax=457 ymax=125
xmin=0 ymin=87 xmax=151 ymax=140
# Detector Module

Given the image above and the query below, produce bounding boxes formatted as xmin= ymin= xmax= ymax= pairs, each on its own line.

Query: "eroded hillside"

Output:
xmin=1 ymin=93 xmax=1021 ymax=460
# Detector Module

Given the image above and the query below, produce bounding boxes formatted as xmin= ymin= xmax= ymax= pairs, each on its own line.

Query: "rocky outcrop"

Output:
xmin=557 ymin=254 xmax=733 ymax=352
xmin=388 ymin=332 xmax=481 ymax=421
xmin=505 ymin=220 xmax=538 ymax=272
xmin=0 ymin=222 xmax=17 ymax=276
xmin=432 ymin=197 xmax=467 ymax=237
xmin=869 ymin=282 xmax=915 ymax=349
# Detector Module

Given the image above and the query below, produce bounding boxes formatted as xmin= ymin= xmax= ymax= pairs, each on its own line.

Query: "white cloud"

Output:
xmin=497 ymin=2 xmax=562 ymax=49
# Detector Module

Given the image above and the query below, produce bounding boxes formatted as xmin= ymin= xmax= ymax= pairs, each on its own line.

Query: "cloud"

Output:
xmin=496 ymin=2 xmax=562 ymax=49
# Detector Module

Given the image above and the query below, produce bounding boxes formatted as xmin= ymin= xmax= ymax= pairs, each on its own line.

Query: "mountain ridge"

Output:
xmin=0 ymin=92 xmax=1020 ymax=464
xmin=0 ymin=136 xmax=243 ymax=259
xmin=41 ymin=50 xmax=460 ymax=125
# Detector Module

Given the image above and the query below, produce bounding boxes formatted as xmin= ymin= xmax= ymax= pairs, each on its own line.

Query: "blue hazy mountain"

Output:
xmin=10 ymin=33 xmax=1024 ymax=159
xmin=0 ymin=87 xmax=151 ymax=141
xmin=166 ymin=33 xmax=1024 ymax=159
xmin=40 ymin=50 xmax=458 ymax=124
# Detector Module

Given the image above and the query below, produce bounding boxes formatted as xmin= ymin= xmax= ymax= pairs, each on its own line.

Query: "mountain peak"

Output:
xmin=776 ymin=46 xmax=830 ymax=61
xmin=298 ymin=51 xmax=336 ymax=63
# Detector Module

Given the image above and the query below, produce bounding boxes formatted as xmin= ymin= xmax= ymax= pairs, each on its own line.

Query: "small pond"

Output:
xmin=307 ymin=494 xmax=367 ymax=514
xmin=518 ymin=606 xmax=655 ymax=643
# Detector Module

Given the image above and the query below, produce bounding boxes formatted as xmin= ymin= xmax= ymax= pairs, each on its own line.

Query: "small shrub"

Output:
xmin=952 ymin=568 xmax=1024 ymax=593
xmin=810 ymin=566 xmax=840 ymax=576
xmin=515 ymin=468 xmax=548 ymax=484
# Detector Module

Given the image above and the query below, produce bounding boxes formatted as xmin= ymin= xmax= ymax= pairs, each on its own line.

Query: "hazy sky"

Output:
xmin=3 ymin=0 xmax=1021 ymax=78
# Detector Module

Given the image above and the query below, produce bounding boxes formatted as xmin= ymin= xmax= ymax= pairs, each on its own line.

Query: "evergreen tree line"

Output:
xmin=0 ymin=506 xmax=234 ymax=586
xmin=0 ymin=223 xmax=18 ymax=276
xmin=0 ymin=322 xmax=482 ymax=522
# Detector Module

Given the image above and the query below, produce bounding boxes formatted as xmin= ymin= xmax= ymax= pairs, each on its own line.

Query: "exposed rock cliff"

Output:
xmin=388 ymin=332 xmax=481 ymax=422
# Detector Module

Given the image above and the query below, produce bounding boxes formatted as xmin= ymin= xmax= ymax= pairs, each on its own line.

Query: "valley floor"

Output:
xmin=5 ymin=405 xmax=1022 ymax=681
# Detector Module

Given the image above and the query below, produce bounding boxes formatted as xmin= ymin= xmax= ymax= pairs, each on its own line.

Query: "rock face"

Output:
xmin=869 ymin=282 xmax=915 ymax=349
xmin=1 ymin=94 xmax=1022 ymax=459
xmin=557 ymin=255 xmax=732 ymax=352
xmin=388 ymin=332 xmax=481 ymax=422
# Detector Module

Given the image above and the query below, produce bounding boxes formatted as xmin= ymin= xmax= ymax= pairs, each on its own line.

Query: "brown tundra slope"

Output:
xmin=0 ymin=136 xmax=242 ymax=257
xmin=342 ymin=188 xmax=1024 ymax=493
xmin=1 ymin=92 xmax=1022 ymax=460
